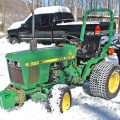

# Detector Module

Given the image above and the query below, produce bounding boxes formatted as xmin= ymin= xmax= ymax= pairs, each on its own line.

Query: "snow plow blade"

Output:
xmin=0 ymin=89 xmax=18 ymax=109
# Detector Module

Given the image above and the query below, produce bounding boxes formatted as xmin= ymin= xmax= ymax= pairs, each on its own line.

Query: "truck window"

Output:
xmin=35 ymin=15 xmax=40 ymax=28
xmin=53 ymin=14 xmax=59 ymax=21
xmin=25 ymin=16 xmax=32 ymax=27
xmin=41 ymin=15 xmax=50 ymax=27
xmin=25 ymin=15 xmax=39 ymax=28
xmin=55 ymin=12 xmax=74 ymax=22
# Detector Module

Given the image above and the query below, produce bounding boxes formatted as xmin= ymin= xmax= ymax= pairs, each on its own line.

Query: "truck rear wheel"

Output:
xmin=89 ymin=61 xmax=120 ymax=99
xmin=48 ymin=84 xmax=72 ymax=113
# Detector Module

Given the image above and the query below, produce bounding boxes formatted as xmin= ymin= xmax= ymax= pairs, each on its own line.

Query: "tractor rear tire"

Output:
xmin=48 ymin=84 xmax=72 ymax=113
xmin=89 ymin=61 xmax=120 ymax=99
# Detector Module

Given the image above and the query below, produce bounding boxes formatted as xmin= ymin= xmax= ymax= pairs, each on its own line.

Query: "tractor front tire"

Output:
xmin=90 ymin=61 xmax=120 ymax=99
xmin=48 ymin=84 xmax=72 ymax=113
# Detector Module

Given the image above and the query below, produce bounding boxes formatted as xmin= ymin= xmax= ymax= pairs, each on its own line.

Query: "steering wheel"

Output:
xmin=62 ymin=34 xmax=80 ymax=45
xmin=111 ymin=39 xmax=120 ymax=49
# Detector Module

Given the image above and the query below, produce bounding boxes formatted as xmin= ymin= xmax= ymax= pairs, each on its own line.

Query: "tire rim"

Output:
xmin=12 ymin=40 xmax=17 ymax=44
xmin=62 ymin=92 xmax=71 ymax=112
xmin=108 ymin=72 xmax=120 ymax=93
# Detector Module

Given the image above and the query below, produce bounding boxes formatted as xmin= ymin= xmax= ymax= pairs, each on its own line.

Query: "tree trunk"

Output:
xmin=63 ymin=0 xmax=67 ymax=6
xmin=112 ymin=0 xmax=115 ymax=14
xmin=54 ymin=0 xmax=57 ymax=6
xmin=36 ymin=0 xmax=42 ymax=7
xmin=72 ymin=0 xmax=77 ymax=21
xmin=24 ymin=0 xmax=31 ymax=13
xmin=1 ymin=1 xmax=6 ymax=32
xmin=48 ymin=0 xmax=50 ymax=6
xmin=91 ymin=0 xmax=92 ymax=9
xmin=2 ymin=7 xmax=6 ymax=32
xmin=103 ymin=0 xmax=109 ymax=16
xmin=81 ymin=0 xmax=84 ymax=16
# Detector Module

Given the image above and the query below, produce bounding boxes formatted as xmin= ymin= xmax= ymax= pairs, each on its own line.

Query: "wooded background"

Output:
xmin=0 ymin=0 xmax=120 ymax=33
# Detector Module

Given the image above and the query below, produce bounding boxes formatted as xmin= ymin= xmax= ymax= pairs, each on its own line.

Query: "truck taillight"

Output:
xmin=108 ymin=48 xmax=115 ymax=55
xmin=95 ymin=25 xmax=101 ymax=35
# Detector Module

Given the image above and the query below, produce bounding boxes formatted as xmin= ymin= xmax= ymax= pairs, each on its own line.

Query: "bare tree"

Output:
xmin=0 ymin=1 xmax=5 ymax=32
xmin=112 ymin=0 xmax=115 ymax=13
xmin=2 ymin=7 xmax=6 ymax=32
xmin=63 ymin=0 xmax=73 ymax=12
xmin=24 ymin=0 xmax=31 ymax=13
xmin=36 ymin=0 xmax=43 ymax=7
xmin=90 ymin=0 xmax=93 ymax=9
xmin=81 ymin=0 xmax=84 ymax=16
xmin=63 ymin=0 xmax=67 ymax=6
xmin=55 ymin=0 xmax=63 ymax=6
xmin=86 ymin=0 xmax=89 ymax=9
xmin=72 ymin=0 xmax=77 ymax=21
xmin=48 ymin=0 xmax=50 ymax=6
xmin=103 ymin=0 xmax=108 ymax=16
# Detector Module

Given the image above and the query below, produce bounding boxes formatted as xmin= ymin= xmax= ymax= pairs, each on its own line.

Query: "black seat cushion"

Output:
xmin=77 ymin=36 xmax=101 ymax=59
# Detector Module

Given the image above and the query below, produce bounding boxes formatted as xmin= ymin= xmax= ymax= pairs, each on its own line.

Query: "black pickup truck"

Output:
xmin=7 ymin=6 xmax=116 ymax=45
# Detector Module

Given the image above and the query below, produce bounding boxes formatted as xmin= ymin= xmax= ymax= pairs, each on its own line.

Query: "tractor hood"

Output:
xmin=6 ymin=44 xmax=77 ymax=66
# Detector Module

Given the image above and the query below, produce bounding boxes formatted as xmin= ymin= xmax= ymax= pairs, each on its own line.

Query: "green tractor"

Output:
xmin=0 ymin=8 xmax=120 ymax=113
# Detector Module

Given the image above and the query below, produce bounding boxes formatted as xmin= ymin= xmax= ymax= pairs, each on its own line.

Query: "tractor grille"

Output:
xmin=7 ymin=60 xmax=23 ymax=84
xmin=29 ymin=66 xmax=38 ymax=84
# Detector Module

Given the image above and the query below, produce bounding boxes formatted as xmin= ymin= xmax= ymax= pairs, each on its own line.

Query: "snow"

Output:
xmin=8 ymin=21 xmax=24 ymax=30
xmin=0 ymin=37 xmax=120 ymax=120
xmin=105 ymin=53 xmax=119 ymax=64
xmin=34 ymin=6 xmax=71 ymax=14
xmin=49 ymin=84 xmax=69 ymax=113
xmin=57 ymin=21 xmax=99 ymax=26
xmin=0 ymin=32 xmax=5 ymax=36
xmin=8 ymin=6 xmax=71 ymax=30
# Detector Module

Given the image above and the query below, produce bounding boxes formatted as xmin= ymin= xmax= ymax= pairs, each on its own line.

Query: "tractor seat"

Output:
xmin=77 ymin=36 xmax=101 ymax=59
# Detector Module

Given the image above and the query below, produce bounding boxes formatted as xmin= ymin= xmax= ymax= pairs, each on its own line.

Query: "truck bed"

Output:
xmin=56 ymin=21 xmax=115 ymax=35
xmin=41 ymin=21 xmax=115 ymax=45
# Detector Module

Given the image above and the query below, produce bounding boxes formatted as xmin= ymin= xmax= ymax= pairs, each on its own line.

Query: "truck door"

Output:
xmin=19 ymin=15 xmax=39 ymax=42
xmin=19 ymin=16 xmax=32 ymax=42
xmin=52 ymin=13 xmax=66 ymax=43
xmin=37 ymin=14 xmax=52 ymax=44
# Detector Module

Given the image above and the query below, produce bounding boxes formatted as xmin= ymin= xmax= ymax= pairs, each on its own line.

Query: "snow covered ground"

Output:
xmin=0 ymin=37 xmax=120 ymax=120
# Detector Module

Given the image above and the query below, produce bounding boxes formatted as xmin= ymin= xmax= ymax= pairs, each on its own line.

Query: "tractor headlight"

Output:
xmin=7 ymin=60 xmax=21 ymax=68
xmin=14 ymin=61 xmax=21 ymax=67
xmin=8 ymin=60 xmax=14 ymax=66
xmin=17 ymin=62 xmax=21 ymax=68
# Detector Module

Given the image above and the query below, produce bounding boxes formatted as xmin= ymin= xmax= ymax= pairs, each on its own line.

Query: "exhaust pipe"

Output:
xmin=30 ymin=0 xmax=37 ymax=51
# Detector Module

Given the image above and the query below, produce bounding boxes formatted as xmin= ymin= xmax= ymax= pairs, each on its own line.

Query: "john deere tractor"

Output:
xmin=0 ymin=8 xmax=120 ymax=113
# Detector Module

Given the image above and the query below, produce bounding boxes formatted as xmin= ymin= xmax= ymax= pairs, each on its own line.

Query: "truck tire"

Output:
xmin=48 ymin=84 xmax=72 ymax=113
xmin=89 ymin=61 xmax=120 ymax=99
xmin=9 ymin=37 xmax=19 ymax=44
